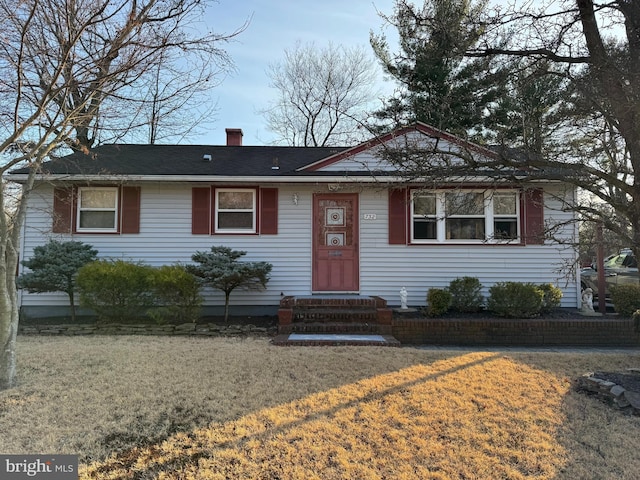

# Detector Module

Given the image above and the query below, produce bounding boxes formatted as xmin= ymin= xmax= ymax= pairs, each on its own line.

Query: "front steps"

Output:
xmin=273 ymin=295 xmax=400 ymax=346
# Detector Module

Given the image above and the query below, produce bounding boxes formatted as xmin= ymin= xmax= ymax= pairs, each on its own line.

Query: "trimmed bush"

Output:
xmin=187 ymin=246 xmax=272 ymax=322
xmin=449 ymin=276 xmax=483 ymax=312
xmin=17 ymin=240 xmax=98 ymax=322
xmin=427 ymin=288 xmax=452 ymax=317
xmin=537 ymin=283 xmax=563 ymax=313
xmin=77 ymin=260 xmax=155 ymax=323
xmin=148 ymin=264 xmax=203 ymax=324
xmin=611 ymin=284 xmax=640 ymax=317
xmin=487 ymin=282 xmax=544 ymax=318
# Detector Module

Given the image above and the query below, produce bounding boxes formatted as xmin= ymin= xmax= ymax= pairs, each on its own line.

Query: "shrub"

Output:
xmin=187 ymin=246 xmax=272 ymax=322
xmin=611 ymin=284 xmax=640 ymax=317
xmin=449 ymin=276 xmax=483 ymax=312
xmin=537 ymin=283 xmax=563 ymax=313
xmin=487 ymin=282 xmax=544 ymax=318
xmin=148 ymin=264 xmax=203 ymax=324
xmin=77 ymin=260 xmax=155 ymax=323
xmin=426 ymin=288 xmax=452 ymax=317
xmin=17 ymin=240 xmax=98 ymax=322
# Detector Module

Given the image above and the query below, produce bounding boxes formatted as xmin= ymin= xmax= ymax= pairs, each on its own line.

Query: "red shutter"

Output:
xmin=388 ymin=188 xmax=408 ymax=244
xmin=192 ymin=187 xmax=211 ymax=234
xmin=121 ymin=186 xmax=141 ymax=234
xmin=260 ymin=188 xmax=278 ymax=234
xmin=522 ymin=188 xmax=544 ymax=245
xmin=52 ymin=187 xmax=74 ymax=233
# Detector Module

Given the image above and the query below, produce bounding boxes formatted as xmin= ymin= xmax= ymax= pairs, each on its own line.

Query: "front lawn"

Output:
xmin=1 ymin=336 xmax=639 ymax=479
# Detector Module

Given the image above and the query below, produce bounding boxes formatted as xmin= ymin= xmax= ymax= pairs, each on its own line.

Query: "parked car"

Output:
xmin=581 ymin=249 xmax=639 ymax=299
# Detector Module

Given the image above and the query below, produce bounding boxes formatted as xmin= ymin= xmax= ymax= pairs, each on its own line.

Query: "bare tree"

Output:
xmin=0 ymin=0 xmax=240 ymax=390
xmin=261 ymin=41 xmax=379 ymax=146
xmin=374 ymin=0 xmax=640 ymax=270
xmin=467 ymin=0 xmax=640 ymax=267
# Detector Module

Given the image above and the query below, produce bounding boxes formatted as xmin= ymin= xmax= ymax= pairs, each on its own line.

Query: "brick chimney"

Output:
xmin=225 ymin=128 xmax=243 ymax=146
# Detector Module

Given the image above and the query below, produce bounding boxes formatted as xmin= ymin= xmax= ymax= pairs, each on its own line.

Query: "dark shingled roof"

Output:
xmin=10 ymin=144 xmax=351 ymax=177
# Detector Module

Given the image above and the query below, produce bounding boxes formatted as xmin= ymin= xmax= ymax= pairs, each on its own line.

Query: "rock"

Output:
xmin=610 ymin=385 xmax=626 ymax=397
xmin=615 ymin=395 xmax=631 ymax=408
xmin=175 ymin=323 xmax=196 ymax=332
xmin=623 ymin=390 xmax=640 ymax=410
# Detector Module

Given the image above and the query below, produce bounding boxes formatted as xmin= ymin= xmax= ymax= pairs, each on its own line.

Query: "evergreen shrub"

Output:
xmin=449 ymin=276 xmax=483 ymax=312
xmin=148 ymin=264 xmax=202 ymax=323
xmin=611 ymin=284 xmax=640 ymax=317
xmin=487 ymin=282 xmax=544 ymax=318
xmin=426 ymin=288 xmax=452 ymax=317
xmin=77 ymin=260 xmax=155 ymax=323
xmin=537 ymin=283 xmax=563 ymax=313
xmin=17 ymin=240 xmax=97 ymax=322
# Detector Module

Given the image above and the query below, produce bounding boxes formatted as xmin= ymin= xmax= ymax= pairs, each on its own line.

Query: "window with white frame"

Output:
xmin=411 ymin=190 xmax=520 ymax=243
xmin=412 ymin=193 xmax=437 ymax=240
xmin=215 ymin=188 xmax=256 ymax=233
xmin=445 ymin=191 xmax=485 ymax=240
xmin=491 ymin=192 xmax=519 ymax=240
xmin=77 ymin=187 xmax=118 ymax=232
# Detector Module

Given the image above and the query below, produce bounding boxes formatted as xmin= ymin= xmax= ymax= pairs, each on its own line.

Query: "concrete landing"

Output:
xmin=271 ymin=333 xmax=401 ymax=347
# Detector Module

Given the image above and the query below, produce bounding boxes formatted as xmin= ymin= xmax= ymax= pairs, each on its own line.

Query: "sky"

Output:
xmin=200 ymin=0 xmax=396 ymax=146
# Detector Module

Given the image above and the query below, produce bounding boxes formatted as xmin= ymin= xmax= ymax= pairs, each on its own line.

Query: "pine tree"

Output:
xmin=371 ymin=0 xmax=508 ymax=139
xmin=187 ymin=246 xmax=272 ymax=322
xmin=18 ymin=240 xmax=98 ymax=322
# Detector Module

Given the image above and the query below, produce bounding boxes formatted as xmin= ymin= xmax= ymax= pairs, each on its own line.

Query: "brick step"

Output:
xmin=280 ymin=295 xmax=387 ymax=309
xmin=280 ymin=322 xmax=392 ymax=335
xmin=293 ymin=308 xmax=378 ymax=322
xmin=271 ymin=333 xmax=401 ymax=347
xmin=278 ymin=296 xmax=392 ymax=331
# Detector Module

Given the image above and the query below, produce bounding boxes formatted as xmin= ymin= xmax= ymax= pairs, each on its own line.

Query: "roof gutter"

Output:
xmin=7 ymin=173 xmax=550 ymax=185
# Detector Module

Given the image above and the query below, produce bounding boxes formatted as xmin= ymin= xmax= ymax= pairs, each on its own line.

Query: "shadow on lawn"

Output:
xmin=82 ymin=352 xmax=569 ymax=479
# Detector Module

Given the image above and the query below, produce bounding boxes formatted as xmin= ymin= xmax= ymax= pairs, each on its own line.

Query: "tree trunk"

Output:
xmin=224 ymin=291 xmax=231 ymax=323
xmin=0 ymin=249 xmax=20 ymax=390
xmin=68 ymin=291 xmax=76 ymax=323
xmin=1 ymin=177 xmax=36 ymax=390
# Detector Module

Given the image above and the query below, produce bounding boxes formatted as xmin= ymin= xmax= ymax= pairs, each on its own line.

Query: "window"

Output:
xmin=53 ymin=186 xmax=140 ymax=234
xmin=77 ymin=187 xmax=118 ymax=232
xmin=192 ymin=187 xmax=278 ymax=235
xmin=412 ymin=193 xmax=437 ymax=240
xmin=491 ymin=192 xmax=518 ymax=240
xmin=445 ymin=192 xmax=485 ymax=240
xmin=410 ymin=190 xmax=520 ymax=243
xmin=215 ymin=188 xmax=256 ymax=233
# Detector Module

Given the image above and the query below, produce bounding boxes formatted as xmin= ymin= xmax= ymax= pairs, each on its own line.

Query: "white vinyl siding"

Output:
xmin=19 ymin=183 xmax=579 ymax=311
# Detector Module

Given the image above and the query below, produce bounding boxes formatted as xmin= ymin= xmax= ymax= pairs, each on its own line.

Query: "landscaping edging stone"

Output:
xmin=577 ymin=370 xmax=640 ymax=415
xmin=19 ymin=323 xmax=278 ymax=337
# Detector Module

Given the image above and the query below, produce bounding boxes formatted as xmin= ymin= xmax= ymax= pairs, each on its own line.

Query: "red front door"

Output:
xmin=312 ymin=193 xmax=359 ymax=292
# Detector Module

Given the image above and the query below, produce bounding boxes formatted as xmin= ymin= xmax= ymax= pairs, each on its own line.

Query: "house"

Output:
xmin=11 ymin=123 xmax=580 ymax=320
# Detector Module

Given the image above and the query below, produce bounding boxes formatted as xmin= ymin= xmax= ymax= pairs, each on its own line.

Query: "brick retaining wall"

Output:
xmin=393 ymin=318 xmax=640 ymax=346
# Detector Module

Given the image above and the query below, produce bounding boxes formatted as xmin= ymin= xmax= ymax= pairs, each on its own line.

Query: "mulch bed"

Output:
xmin=394 ymin=307 xmax=604 ymax=321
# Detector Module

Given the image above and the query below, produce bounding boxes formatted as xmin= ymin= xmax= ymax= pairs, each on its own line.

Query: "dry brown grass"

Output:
xmin=1 ymin=336 xmax=639 ymax=479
